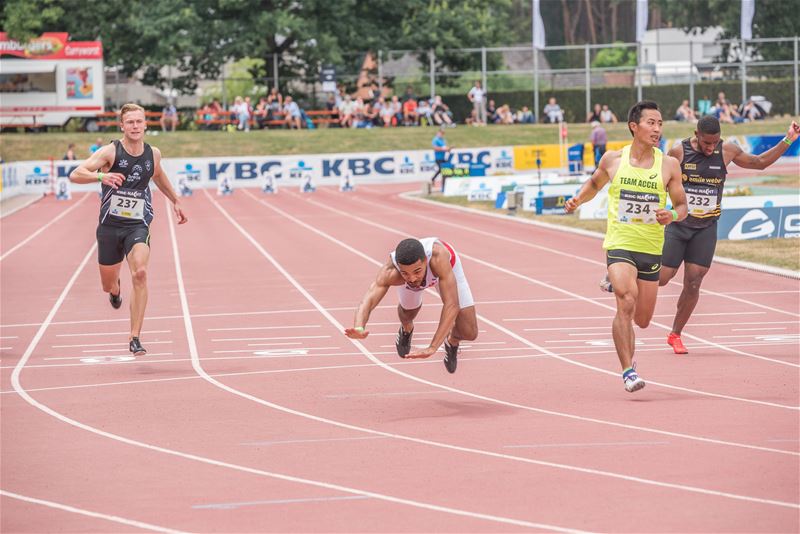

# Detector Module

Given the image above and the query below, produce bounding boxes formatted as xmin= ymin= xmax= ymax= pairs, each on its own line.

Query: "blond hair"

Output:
xmin=119 ymin=103 xmax=146 ymax=121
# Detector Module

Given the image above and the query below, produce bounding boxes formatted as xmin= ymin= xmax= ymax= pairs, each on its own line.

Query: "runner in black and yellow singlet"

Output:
xmin=70 ymin=103 xmax=188 ymax=356
xmin=659 ymin=116 xmax=800 ymax=354
xmin=565 ymin=101 xmax=687 ymax=393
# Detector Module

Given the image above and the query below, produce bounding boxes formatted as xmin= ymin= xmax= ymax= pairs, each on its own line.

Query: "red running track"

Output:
xmin=1 ymin=185 xmax=798 ymax=533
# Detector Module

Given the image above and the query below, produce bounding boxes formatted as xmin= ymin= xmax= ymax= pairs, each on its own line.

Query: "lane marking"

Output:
xmin=732 ymin=327 xmax=788 ymax=332
xmin=325 ymin=391 xmax=450 ymax=399
xmin=282 ymin=191 xmax=800 ymax=401
xmin=43 ymin=352 xmax=173 ymax=361
xmin=506 ymin=312 xmax=765 ymax=321
xmin=0 ymin=489 xmax=184 ymax=533
xmin=208 ymin=325 xmax=321 ymax=332
xmin=52 ymin=341 xmax=173 ymax=349
xmin=172 ymin=193 xmax=586 ymax=532
xmin=504 ymin=441 xmax=671 ymax=449
xmin=192 ymin=495 xmax=369 ymax=509
xmin=0 ymin=193 xmax=90 ymax=262
xmin=56 ymin=330 xmax=172 ymax=338
xmin=201 ymin=190 xmax=800 ymax=508
xmin=242 ymin=436 xmax=388 ymax=446
xmin=211 ymin=335 xmax=330 ymax=342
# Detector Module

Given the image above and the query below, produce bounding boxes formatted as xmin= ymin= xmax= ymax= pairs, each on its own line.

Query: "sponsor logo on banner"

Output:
xmin=419 ymin=154 xmax=438 ymax=173
xmin=290 ymin=160 xmax=313 ymax=179
xmin=494 ymin=149 xmax=513 ymax=169
xmin=468 ymin=182 xmax=494 ymax=201
xmin=719 ymin=206 xmax=800 ymax=240
xmin=177 ymin=163 xmax=202 ymax=182
xmin=25 ymin=166 xmax=50 ymax=185
xmin=399 ymin=156 xmax=415 ymax=174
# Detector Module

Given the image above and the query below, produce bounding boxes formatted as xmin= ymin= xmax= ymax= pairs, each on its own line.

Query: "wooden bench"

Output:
xmin=306 ymin=109 xmax=339 ymax=125
xmin=95 ymin=110 xmax=170 ymax=129
xmin=194 ymin=109 xmax=339 ymax=129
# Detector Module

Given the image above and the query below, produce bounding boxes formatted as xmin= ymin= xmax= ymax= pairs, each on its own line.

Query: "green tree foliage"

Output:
xmin=2 ymin=0 xmax=512 ymax=94
xmin=591 ymin=42 xmax=637 ymax=68
xmin=655 ymin=0 xmax=800 ymax=61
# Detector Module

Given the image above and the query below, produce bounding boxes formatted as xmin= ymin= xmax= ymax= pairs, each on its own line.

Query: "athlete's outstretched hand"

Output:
xmin=173 ymin=201 xmax=188 ymax=224
xmin=406 ymin=346 xmax=437 ymax=359
xmin=344 ymin=327 xmax=369 ymax=339
xmin=786 ymin=121 xmax=800 ymax=142
xmin=655 ymin=208 xmax=674 ymax=225
xmin=564 ymin=197 xmax=580 ymax=213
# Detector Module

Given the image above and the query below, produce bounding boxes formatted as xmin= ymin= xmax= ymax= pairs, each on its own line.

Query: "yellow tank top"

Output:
xmin=603 ymin=145 xmax=668 ymax=255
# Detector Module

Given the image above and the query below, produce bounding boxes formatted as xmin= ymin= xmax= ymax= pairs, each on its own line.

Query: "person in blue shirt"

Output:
xmin=431 ymin=128 xmax=451 ymax=192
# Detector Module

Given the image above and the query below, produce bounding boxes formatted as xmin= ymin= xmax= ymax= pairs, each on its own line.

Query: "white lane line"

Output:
xmin=242 ymin=436 xmax=388 ymax=446
xmin=210 ymin=189 xmax=800 ymax=506
xmin=175 ymin=193 xmax=585 ymax=532
xmin=504 ymin=441 xmax=671 ymax=449
xmin=208 ymin=325 xmax=321 ymax=332
xmin=83 ymin=345 xmax=171 ymax=353
xmin=0 ymin=336 xmax=19 ymax=340
xmin=275 ymin=191 xmax=800 ymax=406
xmin=732 ymin=327 xmax=788 ymax=332
xmin=325 ymin=391 xmax=450 ymax=399
xmin=0 ymin=193 xmax=90 ymax=262
xmin=244 ymin=341 xmax=302 ymax=347
xmin=507 ymin=312 xmax=765 ymax=321
xmin=368 ymin=320 xmax=439 ymax=326
xmin=192 ymin=495 xmax=369 ymax=510
xmin=0 ymin=347 xmax=13 ymax=350
xmin=0 ymin=489 xmax=185 ymax=533
xmin=43 ymin=353 xmax=173 ymax=361
xmin=56 ymin=330 xmax=172 ymax=338
xmin=211 ymin=335 xmax=330 ymax=342
xmin=52 ymin=341 xmax=173 ymax=349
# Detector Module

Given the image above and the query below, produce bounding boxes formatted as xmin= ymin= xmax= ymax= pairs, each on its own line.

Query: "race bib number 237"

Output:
xmin=109 ymin=189 xmax=145 ymax=220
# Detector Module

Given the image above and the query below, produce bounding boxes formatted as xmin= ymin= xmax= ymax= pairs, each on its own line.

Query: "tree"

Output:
xmin=655 ymin=0 xmax=800 ymax=61
xmin=2 ymin=0 xmax=514 ymax=95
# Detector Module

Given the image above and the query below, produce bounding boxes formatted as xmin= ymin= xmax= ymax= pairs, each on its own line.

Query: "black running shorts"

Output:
xmin=606 ymin=249 xmax=662 ymax=282
xmin=662 ymin=221 xmax=718 ymax=269
xmin=96 ymin=224 xmax=150 ymax=266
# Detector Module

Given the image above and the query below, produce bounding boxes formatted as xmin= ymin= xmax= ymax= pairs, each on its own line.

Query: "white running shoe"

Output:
xmin=599 ymin=274 xmax=614 ymax=293
xmin=623 ymin=364 xmax=645 ymax=393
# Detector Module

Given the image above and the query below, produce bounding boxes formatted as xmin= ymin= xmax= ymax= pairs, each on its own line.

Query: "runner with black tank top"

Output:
xmin=660 ymin=116 xmax=800 ymax=354
xmin=70 ymin=103 xmax=188 ymax=356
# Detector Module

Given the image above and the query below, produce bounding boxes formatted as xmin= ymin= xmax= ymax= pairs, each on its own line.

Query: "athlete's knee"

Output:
xmin=615 ymin=292 xmax=637 ymax=317
xmin=634 ymin=314 xmax=652 ymax=329
xmin=101 ymin=279 xmax=116 ymax=293
xmin=459 ymin=322 xmax=478 ymax=342
xmin=131 ymin=266 xmax=147 ymax=286
xmin=684 ymin=272 xmax=707 ymax=293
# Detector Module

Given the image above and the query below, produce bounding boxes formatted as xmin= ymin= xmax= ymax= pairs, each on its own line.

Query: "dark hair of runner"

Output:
xmin=697 ymin=115 xmax=721 ymax=136
xmin=395 ymin=238 xmax=426 ymax=265
xmin=627 ymin=100 xmax=660 ymax=136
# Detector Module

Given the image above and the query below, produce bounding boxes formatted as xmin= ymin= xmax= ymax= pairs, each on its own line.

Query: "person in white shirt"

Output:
xmin=467 ymin=81 xmax=486 ymax=126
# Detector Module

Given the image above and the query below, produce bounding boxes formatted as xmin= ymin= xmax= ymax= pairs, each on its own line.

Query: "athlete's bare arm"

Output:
xmin=151 ymin=148 xmax=187 ymax=224
xmin=344 ymin=261 xmax=399 ymax=339
xmin=667 ymin=140 xmax=684 ymax=162
xmin=724 ymin=120 xmax=799 ymax=168
xmin=406 ymin=245 xmax=459 ymax=359
xmin=656 ymin=155 xmax=688 ymax=225
xmin=564 ymin=149 xmax=621 ymax=213
xmin=68 ymin=144 xmax=124 ymax=189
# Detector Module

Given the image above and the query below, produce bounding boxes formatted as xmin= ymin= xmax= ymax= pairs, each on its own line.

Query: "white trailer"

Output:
xmin=0 ymin=32 xmax=104 ymax=129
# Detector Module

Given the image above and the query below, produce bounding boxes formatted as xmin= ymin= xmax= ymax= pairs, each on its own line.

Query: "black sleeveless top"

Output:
xmin=99 ymin=140 xmax=155 ymax=227
xmin=677 ymin=138 xmax=726 ymax=229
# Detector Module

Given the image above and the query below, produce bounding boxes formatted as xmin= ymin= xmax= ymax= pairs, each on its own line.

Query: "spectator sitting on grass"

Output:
xmin=515 ymin=105 xmax=534 ymax=124
xmin=487 ymin=99 xmax=498 ymax=123
xmin=338 ymin=95 xmax=355 ymax=128
xmin=267 ymin=87 xmax=283 ymax=119
xmin=587 ymin=103 xmax=602 ymax=123
xmin=543 ymin=97 xmax=564 ymax=123
xmin=160 ymin=101 xmax=179 ymax=132
xmin=380 ymin=96 xmax=397 ymax=127
xmin=402 ymin=96 xmax=418 ymax=126
xmin=600 ymin=104 xmax=618 ymax=123
xmin=417 ymin=99 xmax=433 ymax=126
xmin=64 ymin=143 xmax=77 ymax=160
xmin=89 ymin=137 xmax=104 ymax=154
xmin=674 ymin=99 xmax=697 ymax=123
xmin=496 ymin=104 xmax=514 ymax=125
xmin=431 ymin=95 xmax=454 ymax=127
xmin=254 ymin=97 xmax=268 ymax=128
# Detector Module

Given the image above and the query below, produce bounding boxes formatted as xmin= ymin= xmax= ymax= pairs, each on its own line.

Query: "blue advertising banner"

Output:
xmin=717 ymin=206 xmax=800 ymax=240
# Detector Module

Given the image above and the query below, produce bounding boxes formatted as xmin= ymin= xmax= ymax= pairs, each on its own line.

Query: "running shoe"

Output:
xmin=109 ymin=279 xmax=122 ymax=309
xmin=667 ymin=332 xmax=689 ymax=354
xmin=623 ymin=363 xmax=645 ymax=393
xmin=599 ymin=274 xmax=613 ymax=293
xmin=129 ymin=337 xmax=147 ymax=357
xmin=443 ymin=341 xmax=459 ymax=373
xmin=395 ymin=327 xmax=413 ymax=358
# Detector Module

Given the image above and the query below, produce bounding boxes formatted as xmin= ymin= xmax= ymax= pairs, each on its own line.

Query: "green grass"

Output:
xmin=425 ymin=194 xmax=800 ymax=271
xmin=1 ymin=118 xmax=793 ymax=162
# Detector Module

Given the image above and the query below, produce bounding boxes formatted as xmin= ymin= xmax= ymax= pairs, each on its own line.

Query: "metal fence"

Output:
xmin=172 ymin=36 xmax=799 ymax=117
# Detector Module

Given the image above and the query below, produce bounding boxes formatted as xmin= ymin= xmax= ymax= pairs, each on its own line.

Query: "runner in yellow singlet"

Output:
xmin=565 ymin=101 xmax=687 ymax=393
